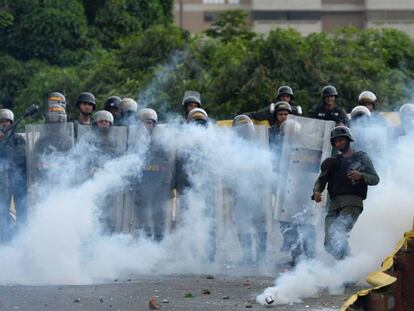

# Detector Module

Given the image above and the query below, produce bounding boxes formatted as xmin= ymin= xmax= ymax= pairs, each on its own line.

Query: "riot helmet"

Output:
xmin=182 ymin=91 xmax=202 ymax=115
xmin=119 ymin=98 xmax=138 ymax=114
xmin=76 ymin=92 xmax=96 ymax=110
xmin=138 ymin=108 xmax=158 ymax=123
xmin=138 ymin=108 xmax=158 ymax=130
xmin=104 ymin=96 xmax=121 ymax=111
xmin=322 ymin=85 xmax=338 ymax=98
xmin=187 ymin=108 xmax=208 ymax=126
xmin=0 ymin=109 xmax=14 ymax=123
xmin=92 ymin=110 xmax=113 ymax=127
xmin=47 ymin=92 xmax=66 ymax=109
xmin=232 ymin=114 xmax=254 ymax=128
xmin=358 ymin=91 xmax=377 ymax=112
xmin=399 ymin=103 xmax=414 ymax=131
xmin=274 ymin=101 xmax=292 ymax=113
xmin=45 ymin=104 xmax=67 ymax=123
xmin=330 ymin=125 xmax=354 ymax=146
xmin=232 ymin=114 xmax=255 ymax=139
xmin=276 ymin=86 xmax=294 ymax=101
xmin=351 ymin=105 xmax=371 ymax=120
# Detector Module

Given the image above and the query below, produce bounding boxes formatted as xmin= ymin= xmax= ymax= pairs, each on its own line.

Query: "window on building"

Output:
xmin=203 ymin=0 xmax=225 ymax=4
xmin=203 ymin=0 xmax=240 ymax=4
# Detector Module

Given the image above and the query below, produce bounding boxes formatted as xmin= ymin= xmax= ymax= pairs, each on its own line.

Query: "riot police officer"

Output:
xmin=134 ymin=108 xmax=174 ymax=241
xmin=393 ymin=103 xmax=414 ymax=138
xmin=307 ymin=85 xmax=349 ymax=126
xmin=357 ymin=91 xmax=387 ymax=126
xmin=0 ymin=108 xmax=26 ymax=240
xmin=138 ymin=108 xmax=158 ymax=132
xmin=350 ymin=105 xmax=371 ymax=122
xmin=47 ymin=92 xmax=66 ymax=109
xmin=104 ymin=96 xmax=122 ymax=126
xmin=313 ymin=126 xmax=379 ymax=260
xmin=231 ymin=115 xmax=267 ymax=263
xmin=31 ymin=104 xmax=74 ymax=182
xmin=182 ymin=91 xmax=202 ymax=119
xmin=75 ymin=92 xmax=96 ymax=125
xmin=187 ymin=108 xmax=209 ymax=127
xmin=93 ymin=110 xmax=114 ymax=128
xmin=268 ymin=101 xmax=291 ymax=148
xmin=246 ymin=86 xmax=301 ymax=126
xmin=119 ymin=97 xmax=138 ymax=126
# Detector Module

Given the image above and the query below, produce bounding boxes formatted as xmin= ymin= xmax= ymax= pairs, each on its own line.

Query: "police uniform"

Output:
xmin=0 ymin=133 xmax=26 ymax=241
xmin=313 ymin=150 xmax=379 ymax=259
xmin=307 ymin=104 xmax=350 ymax=126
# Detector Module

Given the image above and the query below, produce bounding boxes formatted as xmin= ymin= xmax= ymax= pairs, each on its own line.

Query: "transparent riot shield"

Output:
xmin=266 ymin=116 xmax=334 ymax=265
xmin=215 ymin=125 xmax=272 ymax=264
xmin=76 ymin=125 xmax=128 ymax=233
xmin=120 ymin=124 xmax=147 ymax=233
xmin=123 ymin=124 xmax=176 ymax=240
xmin=273 ymin=116 xmax=334 ymax=224
xmin=26 ymin=123 xmax=75 ymax=206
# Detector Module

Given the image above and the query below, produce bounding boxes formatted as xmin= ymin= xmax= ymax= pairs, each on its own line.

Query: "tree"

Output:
xmin=0 ymin=0 xmax=90 ymax=65
xmin=205 ymin=10 xmax=255 ymax=43
xmin=92 ymin=0 xmax=174 ymax=48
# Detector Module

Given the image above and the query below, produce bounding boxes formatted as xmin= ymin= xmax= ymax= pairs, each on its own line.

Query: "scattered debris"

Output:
xmin=183 ymin=292 xmax=194 ymax=298
xmin=148 ymin=297 xmax=161 ymax=310
xmin=201 ymin=289 xmax=211 ymax=295
xmin=206 ymin=275 xmax=214 ymax=279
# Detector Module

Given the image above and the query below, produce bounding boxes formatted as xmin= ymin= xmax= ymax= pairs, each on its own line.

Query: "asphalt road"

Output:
xmin=0 ymin=275 xmax=360 ymax=311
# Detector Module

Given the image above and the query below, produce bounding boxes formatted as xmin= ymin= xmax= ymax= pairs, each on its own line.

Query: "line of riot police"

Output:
xmin=0 ymin=86 xmax=412 ymax=269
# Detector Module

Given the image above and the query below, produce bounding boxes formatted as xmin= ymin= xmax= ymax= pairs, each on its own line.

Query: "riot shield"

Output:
xmin=215 ymin=125 xmax=272 ymax=263
xmin=124 ymin=124 xmax=176 ymax=240
xmin=76 ymin=125 xmax=128 ymax=233
xmin=273 ymin=116 xmax=334 ymax=224
xmin=26 ymin=123 xmax=75 ymax=206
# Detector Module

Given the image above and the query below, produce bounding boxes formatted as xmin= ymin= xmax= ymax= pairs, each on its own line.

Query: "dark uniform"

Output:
xmin=313 ymin=150 xmax=379 ymax=260
xmin=308 ymin=85 xmax=350 ymax=126
xmin=0 ymin=132 xmax=26 ymax=241
xmin=307 ymin=104 xmax=349 ymax=126
xmin=133 ymin=141 xmax=174 ymax=241
xmin=247 ymin=107 xmax=277 ymax=126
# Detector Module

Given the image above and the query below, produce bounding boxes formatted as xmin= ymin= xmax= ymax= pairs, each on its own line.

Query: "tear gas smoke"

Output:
xmin=0 ymin=118 xmax=273 ymax=285
xmin=257 ymin=115 xmax=413 ymax=305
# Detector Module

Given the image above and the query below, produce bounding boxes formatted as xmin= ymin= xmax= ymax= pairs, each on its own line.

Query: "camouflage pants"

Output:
xmin=280 ymin=221 xmax=316 ymax=265
xmin=324 ymin=205 xmax=362 ymax=260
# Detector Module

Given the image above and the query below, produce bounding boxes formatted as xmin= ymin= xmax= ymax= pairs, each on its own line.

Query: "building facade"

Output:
xmin=174 ymin=0 xmax=414 ymax=37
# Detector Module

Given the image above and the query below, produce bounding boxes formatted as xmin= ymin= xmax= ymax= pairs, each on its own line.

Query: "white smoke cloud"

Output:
xmin=0 ymin=118 xmax=275 ymax=285
xmin=257 ymin=117 xmax=413 ymax=305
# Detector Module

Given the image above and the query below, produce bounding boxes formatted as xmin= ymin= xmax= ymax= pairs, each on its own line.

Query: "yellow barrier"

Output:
xmin=341 ymin=217 xmax=414 ymax=310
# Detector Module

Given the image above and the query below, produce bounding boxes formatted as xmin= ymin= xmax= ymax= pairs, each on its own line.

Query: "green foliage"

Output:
xmin=93 ymin=0 xmax=174 ymax=48
xmin=0 ymin=7 xmax=13 ymax=30
xmin=1 ymin=0 xmax=90 ymax=65
xmin=0 ymin=53 xmax=43 ymax=109
xmin=2 ymin=5 xmax=414 ymax=122
xmin=205 ymin=10 xmax=255 ymax=43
